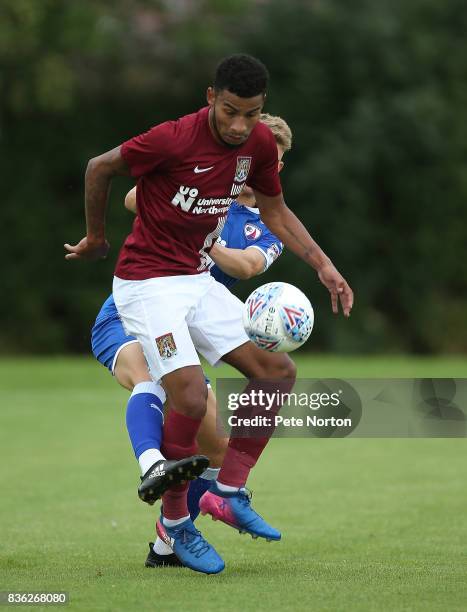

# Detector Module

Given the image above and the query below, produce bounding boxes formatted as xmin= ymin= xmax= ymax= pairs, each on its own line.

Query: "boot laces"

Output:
xmin=177 ymin=526 xmax=211 ymax=558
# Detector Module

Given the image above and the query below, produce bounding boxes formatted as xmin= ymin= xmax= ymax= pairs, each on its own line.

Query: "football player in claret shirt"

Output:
xmin=66 ymin=54 xmax=353 ymax=575
xmin=90 ymin=113 xmax=289 ymax=568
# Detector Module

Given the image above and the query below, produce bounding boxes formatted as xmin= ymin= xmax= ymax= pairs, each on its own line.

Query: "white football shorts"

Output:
xmin=113 ymin=273 xmax=249 ymax=380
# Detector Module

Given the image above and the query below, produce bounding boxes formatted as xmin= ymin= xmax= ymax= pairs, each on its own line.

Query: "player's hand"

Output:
xmin=209 ymin=242 xmax=220 ymax=256
xmin=64 ymin=236 xmax=110 ymax=261
xmin=317 ymin=261 xmax=354 ymax=317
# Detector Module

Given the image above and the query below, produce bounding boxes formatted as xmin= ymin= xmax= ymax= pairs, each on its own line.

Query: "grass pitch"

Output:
xmin=1 ymin=356 xmax=466 ymax=611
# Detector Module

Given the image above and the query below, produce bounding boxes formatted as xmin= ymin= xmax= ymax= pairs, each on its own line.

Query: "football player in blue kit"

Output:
xmin=91 ymin=113 xmax=291 ymax=567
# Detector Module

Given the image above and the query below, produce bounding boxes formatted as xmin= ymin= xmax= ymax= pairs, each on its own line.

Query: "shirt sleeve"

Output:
xmin=246 ymin=231 xmax=284 ymax=272
xmin=120 ymin=121 xmax=177 ymax=178
xmin=247 ymin=126 xmax=282 ymax=197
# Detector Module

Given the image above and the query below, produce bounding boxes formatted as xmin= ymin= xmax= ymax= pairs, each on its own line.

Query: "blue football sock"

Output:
xmin=126 ymin=382 xmax=165 ymax=467
xmin=188 ymin=468 xmax=220 ymax=521
xmin=188 ymin=478 xmax=212 ymax=521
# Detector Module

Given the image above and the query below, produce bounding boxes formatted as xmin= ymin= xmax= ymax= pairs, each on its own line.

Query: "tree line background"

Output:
xmin=1 ymin=0 xmax=466 ymax=355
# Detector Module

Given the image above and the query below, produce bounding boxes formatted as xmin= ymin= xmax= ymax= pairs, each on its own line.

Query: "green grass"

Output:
xmin=1 ymin=356 xmax=466 ymax=611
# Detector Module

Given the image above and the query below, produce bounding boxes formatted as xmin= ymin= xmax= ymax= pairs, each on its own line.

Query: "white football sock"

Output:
xmin=138 ymin=448 xmax=165 ymax=475
xmin=153 ymin=537 xmax=172 ymax=556
xmin=130 ymin=381 xmax=167 ymax=407
xmin=130 ymin=381 xmax=167 ymax=405
xmin=200 ymin=467 xmax=220 ymax=481
xmin=163 ymin=514 xmax=190 ymax=528
xmin=216 ymin=481 xmax=240 ymax=493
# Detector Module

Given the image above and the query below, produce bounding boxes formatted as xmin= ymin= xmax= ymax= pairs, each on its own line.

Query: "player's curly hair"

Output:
xmin=214 ymin=54 xmax=269 ymax=98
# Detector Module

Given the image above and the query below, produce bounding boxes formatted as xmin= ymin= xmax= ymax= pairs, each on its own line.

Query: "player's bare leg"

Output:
xmin=224 ymin=340 xmax=296 ymax=378
xmin=114 ymin=342 xmax=151 ymax=390
xmin=196 ymin=388 xmax=228 ymax=468
xmin=200 ymin=341 xmax=296 ymax=541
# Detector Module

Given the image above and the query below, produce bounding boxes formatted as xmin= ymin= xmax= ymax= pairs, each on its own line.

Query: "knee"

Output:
xmin=281 ymin=354 xmax=297 ymax=381
xmin=256 ymin=353 xmax=297 ymax=381
xmin=170 ymin=381 xmax=208 ymax=420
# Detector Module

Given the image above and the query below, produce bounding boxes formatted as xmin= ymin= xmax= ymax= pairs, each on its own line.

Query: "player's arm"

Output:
xmin=124 ymin=186 xmax=137 ymax=214
xmin=254 ymin=191 xmax=354 ymax=316
xmin=64 ymin=146 xmax=130 ymax=260
xmin=209 ymin=243 xmax=265 ymax=280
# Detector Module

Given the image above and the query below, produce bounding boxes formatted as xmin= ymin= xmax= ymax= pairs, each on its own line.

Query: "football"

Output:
xmin=243 ymin=282 xmax=314 ymax=352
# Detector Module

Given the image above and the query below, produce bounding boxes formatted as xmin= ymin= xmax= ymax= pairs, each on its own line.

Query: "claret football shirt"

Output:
xmin=115 ymin=106 xmax=281 ymax=279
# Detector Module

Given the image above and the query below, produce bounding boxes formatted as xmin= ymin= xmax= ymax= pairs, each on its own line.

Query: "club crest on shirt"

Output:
xmin=244 ymin=223 xmax=262 ymax=240
xmin=155 ymin=333 xmax=177 ymax=360
xmin=267 ymin=243 xmax=281 ymax=261
xmin=234 ymin=156 xmax=252 ymax=183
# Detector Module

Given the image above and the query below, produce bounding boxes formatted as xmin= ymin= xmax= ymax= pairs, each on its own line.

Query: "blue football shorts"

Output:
xmin=91 ymin=306 xmax=138 ymax=374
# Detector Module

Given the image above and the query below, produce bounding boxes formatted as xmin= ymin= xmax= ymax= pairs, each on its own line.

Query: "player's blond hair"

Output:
xmin=260 ymin=113 xmax=293 ymax=152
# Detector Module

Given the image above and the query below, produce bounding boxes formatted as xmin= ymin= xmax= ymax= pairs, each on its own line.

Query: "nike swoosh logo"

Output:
xmin=194 ymin=165 xmax=214 ymax=174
